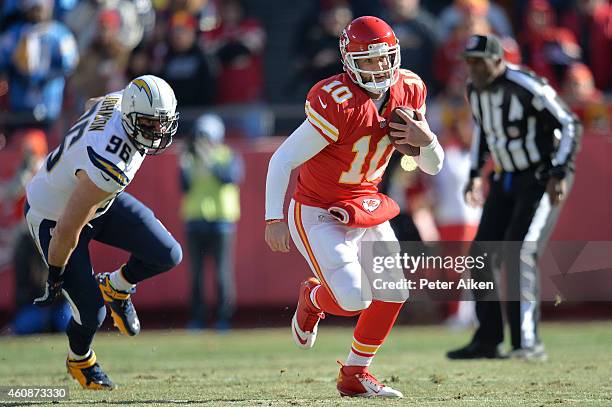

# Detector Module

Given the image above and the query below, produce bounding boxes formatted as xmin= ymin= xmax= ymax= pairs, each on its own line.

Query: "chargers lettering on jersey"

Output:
xmin=88 ymin=96 xmax=121 ymax=131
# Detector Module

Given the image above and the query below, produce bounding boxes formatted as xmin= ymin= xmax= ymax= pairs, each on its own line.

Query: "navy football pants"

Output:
xmin=26 ymin=193 xmax=182 ymax=355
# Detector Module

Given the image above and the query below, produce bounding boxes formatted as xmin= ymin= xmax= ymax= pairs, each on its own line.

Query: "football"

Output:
xmin=388 ymin=106 xmax=421 ymax=156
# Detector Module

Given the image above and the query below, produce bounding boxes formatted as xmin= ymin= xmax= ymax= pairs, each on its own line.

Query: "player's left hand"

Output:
xmin=33 ymin=279 xmax=64 ymax=307
xmin=388 ymin=110 xmax=435 ymax=147
xmin=546 ymin=177 xmax=566 ymax=206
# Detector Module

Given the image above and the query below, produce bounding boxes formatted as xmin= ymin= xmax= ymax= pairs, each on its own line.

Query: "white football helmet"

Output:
xmin=121 ymin=75 xmax=179 ymax=154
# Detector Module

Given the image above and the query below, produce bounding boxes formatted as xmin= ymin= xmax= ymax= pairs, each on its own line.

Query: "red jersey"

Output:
xmin=293 ymin=69 xmax=427 ymax=208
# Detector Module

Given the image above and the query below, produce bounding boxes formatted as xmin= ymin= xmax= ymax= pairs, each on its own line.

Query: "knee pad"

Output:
xmin=335 ymin=287 xmax=371 ymax=312
xmin=165 ymin=241 xmax=183 ymax=269
xmin=326 ymin=261 xmax=372 ymax=312
xmin=330 ymin=274 xmax=371 ymax=312
xmin=151 ymin=240 xmax=183 ymax=271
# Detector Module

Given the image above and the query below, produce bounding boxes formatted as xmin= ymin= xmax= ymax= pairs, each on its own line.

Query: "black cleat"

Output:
xmin=97 ymin=271 xmax=140 ymax=336
xmin=66 ymin=350 xmax=117 ymax=390
xmin=447 ymin=341 xmax=508 ymax=360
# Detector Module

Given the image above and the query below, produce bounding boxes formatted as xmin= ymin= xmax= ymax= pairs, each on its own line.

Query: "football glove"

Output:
xmin=34 ymin=265 xmax=65 ymax=307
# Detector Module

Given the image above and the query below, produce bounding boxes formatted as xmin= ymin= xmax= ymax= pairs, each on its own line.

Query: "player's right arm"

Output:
xmin=265 ymin=80 xmax=344 ymax=252
xmin=48 ymin=170 xmax=114 ymax=267
xmin=34 ymin=170 xmax=114 ymax=306
xmin=264 ymin=120 xmax=330 ymax=252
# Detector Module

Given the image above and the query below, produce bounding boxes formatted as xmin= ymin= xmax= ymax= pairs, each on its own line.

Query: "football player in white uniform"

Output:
xmin=25 ymin=75 xmax=183 ymax=390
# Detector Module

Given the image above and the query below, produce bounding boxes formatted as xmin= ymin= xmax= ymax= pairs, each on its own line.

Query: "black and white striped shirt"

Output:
xmin=468 ymin=64 xmax=581 ymax=178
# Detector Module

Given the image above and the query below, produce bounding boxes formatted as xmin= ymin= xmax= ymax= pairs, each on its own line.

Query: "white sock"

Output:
xmin=109 ymin=267 xmax=135 ymax=292
xmin=68 ymin=348 xmax=91 ymax=361
xmin=346 ymin=350 xmax=373 ymax=367
xmin=346 ymin=337 xmax=378 ymax=366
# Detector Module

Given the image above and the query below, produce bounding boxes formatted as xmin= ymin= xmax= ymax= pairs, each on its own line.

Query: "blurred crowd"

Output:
xmin=292 ymin=0 xmax=610 ymax=129
xmin=0 ymin=0 xmax=610 ymax=142
xmin=0 ymin=0 xmax=268 ymax=141
xmin=0 ymin=0 xmax=611 ymax=331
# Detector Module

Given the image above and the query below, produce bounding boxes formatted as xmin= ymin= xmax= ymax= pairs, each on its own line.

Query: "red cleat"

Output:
xmin=291 ymin=278 xmax=325 ymax=349
xmin=336 ymin=362 xmax=403 ymax=398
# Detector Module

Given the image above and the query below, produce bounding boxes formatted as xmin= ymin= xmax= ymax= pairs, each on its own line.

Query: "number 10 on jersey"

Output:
xmin=339 ymin=135 xmax=392 ymax=184
xmin=320 ymin=80 xmax=393 ymax=185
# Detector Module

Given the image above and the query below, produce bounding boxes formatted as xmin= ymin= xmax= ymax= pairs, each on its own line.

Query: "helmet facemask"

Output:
xmin=123 ymin=110 xmax=179 ymax=155
xmin=342 ymin=42 xmax=401 ymax=94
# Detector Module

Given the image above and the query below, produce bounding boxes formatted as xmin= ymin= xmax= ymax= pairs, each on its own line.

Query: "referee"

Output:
xmin=446 ymin=35 xmax=581 ymax=360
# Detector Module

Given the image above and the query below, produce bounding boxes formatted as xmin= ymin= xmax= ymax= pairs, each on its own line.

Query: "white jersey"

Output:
xmin=26 ymin=92 xmax=146 ymax=221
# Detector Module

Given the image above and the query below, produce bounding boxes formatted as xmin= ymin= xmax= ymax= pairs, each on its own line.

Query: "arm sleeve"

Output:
xmin=414 ymin=135 xmax=444 ymax=175
xmin=400 ymin=73 xmax=440 ymax=174
xmin=265 ymin=119 xmax=330 ymax=220
xmin=533 ymin=84 xmax=582 ymax=175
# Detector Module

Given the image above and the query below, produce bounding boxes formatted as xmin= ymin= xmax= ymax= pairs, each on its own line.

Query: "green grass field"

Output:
xmin=1 ymin=322 xmax=611 ymax=406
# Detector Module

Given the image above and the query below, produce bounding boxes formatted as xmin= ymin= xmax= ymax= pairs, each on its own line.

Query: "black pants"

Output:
xmin=26 ymin=193 xmax=182 ymax=354
xmin=470 ymin=169 xmax=573 ymax=350
xmin=186 ymin=220 xmax=236 ymax=324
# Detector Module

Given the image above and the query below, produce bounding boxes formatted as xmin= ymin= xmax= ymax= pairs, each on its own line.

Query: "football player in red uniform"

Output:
xmin=265 ymin=16 xmax=444 ymax=398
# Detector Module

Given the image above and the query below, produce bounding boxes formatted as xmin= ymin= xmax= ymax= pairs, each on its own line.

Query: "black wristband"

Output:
xmin=548 ymin=166 xmax=567 ymax=180
xmin=48 ymin=264 xmax=66 ymax=282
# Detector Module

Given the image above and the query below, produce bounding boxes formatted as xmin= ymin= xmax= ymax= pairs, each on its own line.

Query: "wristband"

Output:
xmin=265 ymin=219 xmax=283 ymax=225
